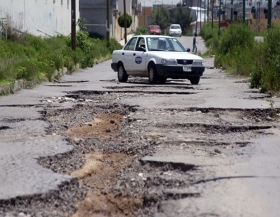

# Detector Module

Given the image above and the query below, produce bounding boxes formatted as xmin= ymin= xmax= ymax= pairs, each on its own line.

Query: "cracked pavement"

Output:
xmin=0 ymin=36 xmax=280 ymax=217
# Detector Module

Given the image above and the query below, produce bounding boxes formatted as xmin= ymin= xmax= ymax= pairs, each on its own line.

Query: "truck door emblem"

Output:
xmin=135 ymin=56 xmax=142 ymax=64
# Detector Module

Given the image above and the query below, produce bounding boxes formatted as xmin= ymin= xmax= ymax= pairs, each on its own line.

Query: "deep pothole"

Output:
xmin=6 ymin=89 xmax=277 ymax=217
xmin=0 ymin=126 xmax=10 ymax=130
xmin=156 ymin=123 xmax=272 ymax=134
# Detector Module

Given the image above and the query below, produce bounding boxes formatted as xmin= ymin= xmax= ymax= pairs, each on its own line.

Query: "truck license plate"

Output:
xmin=183 ymin=65 xmax=191 ymax=72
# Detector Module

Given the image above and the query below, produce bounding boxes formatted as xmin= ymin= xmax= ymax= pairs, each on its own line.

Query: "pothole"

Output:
xmin=2 ymin=118 xmax=25 ymax=123
xmin=0 ymin=126 xmax=10 ymax=130
xmin=0 ymin=178 xmax=87 ymax=217
xmin=71 ymin=152 xmax=139 ymax=217
xmin=54 ymin=80 xmax=89 ymax=83
xmin=15 ymin=90 xmax=278 ymax=217
xmin=45 ymin=84 xmax=73 ymax=87
xmin=140 ymin=160 xmax=196 ymax=173
xmin=65 ymin=113 xmax=123 ymax=140
xmin=156 ymin=123 xmax=272 ymax=134
xmin=235 ymin=79 xmax=250 ymax=83
xmin=105 ymin=86 xmax=195 ymax=90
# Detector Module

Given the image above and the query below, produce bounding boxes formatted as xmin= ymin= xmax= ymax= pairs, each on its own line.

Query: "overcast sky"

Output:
xmin=140 ymin=0 xmax=181 ymax=7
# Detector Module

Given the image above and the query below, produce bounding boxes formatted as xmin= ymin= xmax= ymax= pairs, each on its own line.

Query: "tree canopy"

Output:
xmin=117 ymin=14 xmax=132 ymax=28
xmin=170 ymin=6 xmax=192 ymax=34
xmin=151 ymin=7 xmax=169 ymax=30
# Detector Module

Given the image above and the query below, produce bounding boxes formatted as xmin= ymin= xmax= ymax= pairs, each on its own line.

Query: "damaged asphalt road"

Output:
xmin=1 ymin=52 xmax=280 ymax=216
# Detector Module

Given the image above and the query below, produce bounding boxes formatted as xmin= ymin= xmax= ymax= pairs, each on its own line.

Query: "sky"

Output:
xmin=139 ymin=0 xmax=181 ymax=7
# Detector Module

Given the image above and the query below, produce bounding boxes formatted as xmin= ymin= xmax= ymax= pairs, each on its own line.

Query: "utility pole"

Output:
xmin=218 ymin=0 xmax=221 ymax=36
xmin=268 ymin=0 xmax=272 ymax=28
xmin=207 ymin=0 xmax=209 ymax=23
xmin=106 ymin=0 xmax=110 ymax=47
xmin=71 ymin=0 xmax=76 ymax=51
xmin=196 ymin=0 xmax=199 ymax=33
xmin=242 ymin=0 xmax=245 ymax=23
xmin=212 ymin=0 xmax=214 ymax=28
xmin=144 ymin=1 xmax=146 ymax=27
xmin=124 ymin=0 xmax=127 ymax=43
xmin=199 ymin=0 xmax=201 ymax=32
xmin=230 ymin=0 xmax=233 ymax=23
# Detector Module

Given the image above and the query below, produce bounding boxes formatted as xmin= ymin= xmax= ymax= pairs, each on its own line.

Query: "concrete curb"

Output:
xmin=0 ymin=56 xmax=112 ymax=96
xmin=0 ymin=80 xmax=38 ymax=96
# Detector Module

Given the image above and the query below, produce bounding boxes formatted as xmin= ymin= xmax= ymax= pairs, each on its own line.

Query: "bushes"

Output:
xmin=201 ymin=22 xmax=280 ymax=94
xmin=251 ymin=25 xmax=280 ymax=93
xmin=0 ymin=30 xmax=120 ymax=84
xmin=135 ymin=26 xmax=148 ymax=35
xmin=214 ymin=23 xmax=255 ymax=74
xmin=199 ymin=22 xmax=219 ymax=55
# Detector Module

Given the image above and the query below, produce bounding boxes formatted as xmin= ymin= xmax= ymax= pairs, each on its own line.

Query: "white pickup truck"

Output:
xmin=111 ymin=35 xmax=205 ymax=84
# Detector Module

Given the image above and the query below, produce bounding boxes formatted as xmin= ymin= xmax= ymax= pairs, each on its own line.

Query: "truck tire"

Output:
xmin=190 ymin=76 xmax=200 ymax=85
xmin=148 ymin=63 xmax=158 ymax=84
xmin=118 ymin=63 xmax=128 ymax=82
xmin=158 ymin=76 xmax=167 ymax=84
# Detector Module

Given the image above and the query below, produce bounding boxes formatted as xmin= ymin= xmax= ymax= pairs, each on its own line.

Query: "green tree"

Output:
xmin=170 ymin=6 xmax=192 ymax=34
xmin=152 ymin=7 xmax=170 ymax=31
xmin=117 ymin=14 xmax=132 ymax=28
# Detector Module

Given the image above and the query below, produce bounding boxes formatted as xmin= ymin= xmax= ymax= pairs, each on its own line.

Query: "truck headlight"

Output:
xmin=192 ymin=60 xmax=203 ymax=66
xmin=161 ymin=58 xmax=177 ymax=65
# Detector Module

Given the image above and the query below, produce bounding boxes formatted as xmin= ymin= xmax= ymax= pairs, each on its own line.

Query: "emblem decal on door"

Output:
xmin=135 ymin=56 xmax=142 ymax=64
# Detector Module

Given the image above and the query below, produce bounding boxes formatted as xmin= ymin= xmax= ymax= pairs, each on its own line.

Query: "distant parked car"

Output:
xmin=169 ymin=24 xmax=182 ymax=37
xmin=148 ymin=25 xmax=161 ymax=35
xmin=111 ymin=35 xmax=205 ymax=85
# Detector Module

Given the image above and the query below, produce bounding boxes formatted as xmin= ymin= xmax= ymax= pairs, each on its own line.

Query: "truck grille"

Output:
xmin=177 ymin=59 xmax=193 ymax=65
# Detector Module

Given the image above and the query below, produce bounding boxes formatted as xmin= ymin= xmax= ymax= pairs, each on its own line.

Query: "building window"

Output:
xmin=53 ymin=0 xmax=55 ymax=3
xmin=67 ymin=0 xmax=69 ymax=9
xmin=61 ymin=0 xmax=63 ymax=5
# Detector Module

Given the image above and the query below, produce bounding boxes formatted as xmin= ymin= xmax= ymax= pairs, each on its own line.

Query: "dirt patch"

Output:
xmin=73 ymin=190 xmax=142 ymax=217
xmin=66 ymin=113 xmax=123 ymax=140
xmin=71 ymin=153 xmax=142 ymax=217
xmin=71 ymin=153 xmax=133 ymax=186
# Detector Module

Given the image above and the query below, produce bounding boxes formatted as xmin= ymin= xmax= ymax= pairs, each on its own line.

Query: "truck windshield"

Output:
xmin=146 ymin=37 xmax=186 ymax=52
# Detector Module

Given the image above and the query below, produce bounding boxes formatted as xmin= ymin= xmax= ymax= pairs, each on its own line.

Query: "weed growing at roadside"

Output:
xmin=214 ymin=23 xmax=254 ymax=74
xmin=135 ymin=26 xmax=148 ymax=35
xmin=201 ymin=21 xmax=280 ymax=94
xmin=0 ymin=21 xmax=121 ymax=86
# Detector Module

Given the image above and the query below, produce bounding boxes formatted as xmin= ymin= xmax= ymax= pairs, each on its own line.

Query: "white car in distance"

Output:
xmin=111 ymin=35 xmax=205 ymax=84
xmin=169 ymin=24 xmax=182 ymax=37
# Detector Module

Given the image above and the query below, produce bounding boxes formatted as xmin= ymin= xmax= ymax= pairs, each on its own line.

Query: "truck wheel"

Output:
xmin=158 ymin=76 xmax=167 ymax=84
xmin=118 ymin=63 xmax=128 ymax=82
xmin=148 ymin=63 xmax=158 ymax=84
xmin=190 ymin=76 xmax=200 ymax=85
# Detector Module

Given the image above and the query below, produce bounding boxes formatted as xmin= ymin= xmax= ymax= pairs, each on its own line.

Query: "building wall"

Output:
xmin=117 ymin=0 xmax=137 ymax=34
xmin=118 ymin=0 xmax=132 ymax=14
xmin=139 ymin=7 xmax=152 ymax=27
xmin=79 ymin=0 xmax=139 ymax=41
xmin=0 ymin=0 xmax=79 ymax=37
xmin=80 ymin=0 xmax=118 ymax=39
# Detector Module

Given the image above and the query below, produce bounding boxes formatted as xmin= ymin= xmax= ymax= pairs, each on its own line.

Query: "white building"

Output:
xmin=189 ymin=6 xmax=207 ymax=33
xmin=0 ymin=0 xmax=79 ymax=37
